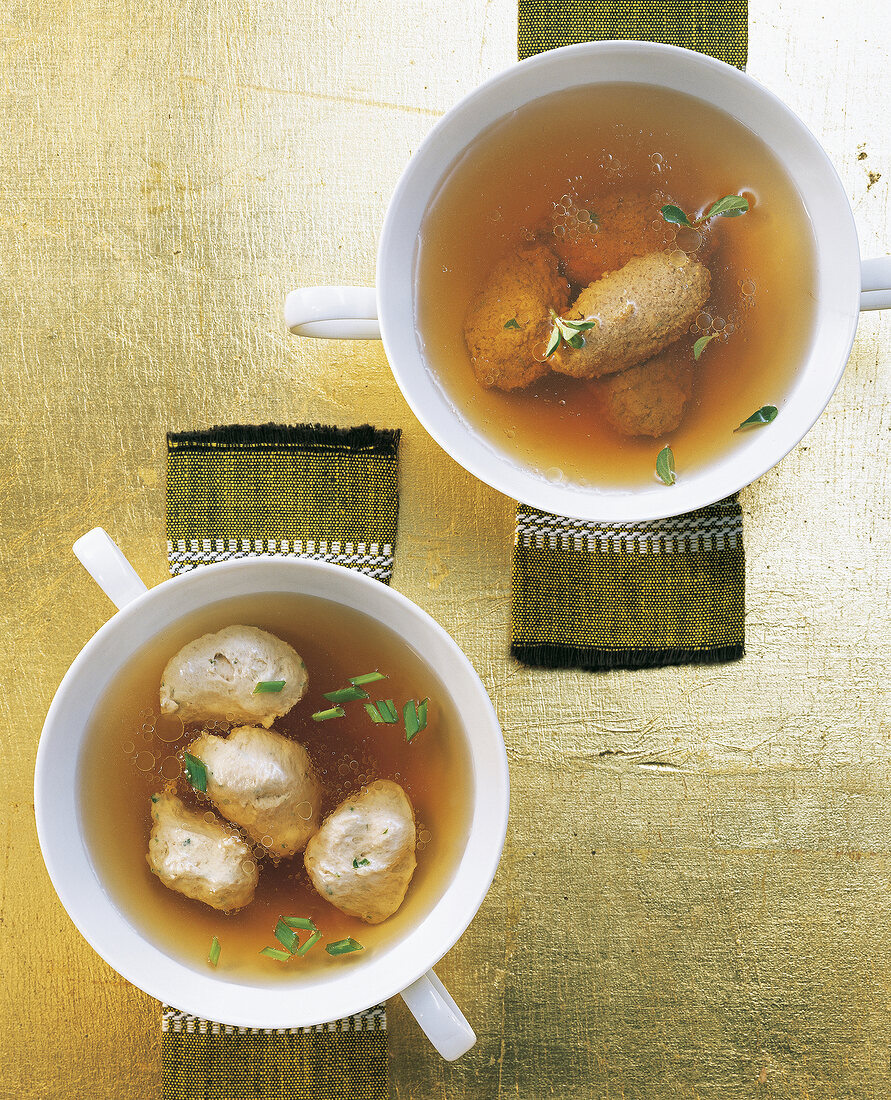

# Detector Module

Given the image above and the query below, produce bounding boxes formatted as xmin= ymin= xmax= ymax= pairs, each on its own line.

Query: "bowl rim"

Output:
xmin=34 ymin=556 xmax=510 ymax=1027
xmin=377 ymin=39 xmax=861 ymax=522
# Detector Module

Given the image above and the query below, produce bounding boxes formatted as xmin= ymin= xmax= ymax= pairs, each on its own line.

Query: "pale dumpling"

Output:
xmin=146 ymin=791 xmax=258 ymax=911
xmin=187 ymin=725 xmax=322 ymax=857
xmin=160 ymin=625 xmax=308 ymax=728
xmin=304 ymin=780 xmax=417 ymax=924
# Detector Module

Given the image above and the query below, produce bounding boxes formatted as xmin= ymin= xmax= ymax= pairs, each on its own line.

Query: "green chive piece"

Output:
xmin=734 ymin=405 xmax=779 ymax=432
xmin=183 ymin=752 xmax=207 ymax=793
xmin=274 ymin=919 xmax=299 ymax=953
xmin=253 ymin=680 xmax=286 ymax=694
xmin=295 ymin=930 xmax=322 ymax=957
xmin=364 ymin=702 xmax=385 ymax=724
xmin=312 ymin=706 xmax=345 ymax=722
xmin=282 ymin=916 xmax=317 ymax=932
xmin=350 ymin=672 xmax=387 ymax=686
xmin=208 ymin=936 xmax=221 ymax=967
xmin=323 ymin=686 xmax=369 ymax=703
xmin=352 ymin=857 xmax=370 ymax=868
xmin=378 ymin=699 xmax=399 ymax=724
xmin=404 ymin=700 xmax=428 ymax=741
xmin=325 ymin=937 xmax=364 ymax=956
xmin=656 ymin=445 xmax=676 ymax=487
xmin=404 ymin=700 xmax=419 ymax=739
xmin=260 ymin=946 xmax=292 ymax=962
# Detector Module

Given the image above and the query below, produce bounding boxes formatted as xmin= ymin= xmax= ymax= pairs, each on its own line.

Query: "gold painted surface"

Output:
xmin=2 ymin=0 xmax=891 ymax=1096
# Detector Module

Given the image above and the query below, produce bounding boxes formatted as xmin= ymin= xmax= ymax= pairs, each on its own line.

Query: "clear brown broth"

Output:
xmin=79 ymin=593 xmax=474 ymax=985
xmin=415 ymin=83 xmax=818 ymax=487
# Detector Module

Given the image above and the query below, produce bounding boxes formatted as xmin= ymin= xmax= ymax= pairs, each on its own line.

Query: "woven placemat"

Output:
xmin=162 ymin=422 xmax=398 ymax=1100
xmin=512 ymin=0 xmax=747 ymax=671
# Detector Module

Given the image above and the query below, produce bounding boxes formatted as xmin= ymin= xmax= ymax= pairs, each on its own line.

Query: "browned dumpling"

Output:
xmin=304 ymin=781 xmax=417 ymax=924
xmin=146 ymin=791 xmax=257 ymax=911
xmin=551 ymin=251 xmax=711 ymax=380
xmin=464 ymin=244 xmax=571 ymax=391
xmin=187 ymin=725 xmax=321 ymax=857
xmin=160 ymin=626 xmax=308 ymax=728
xmin=600 ymin=352 xmax=695 ymax=437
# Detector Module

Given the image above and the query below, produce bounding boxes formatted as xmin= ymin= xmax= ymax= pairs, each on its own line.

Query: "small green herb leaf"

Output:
xmin=352 ymin=857 xmax=370 ymax=868
xmin=295 ymin=930 xmax=322 ymax=957
xmin=208 ymin=936 xmax=221 ymax=968
xmin=503 ymin=318 xmax=520 ymax=330
xmin=323 ymin=685 xmax=369 ymax=703
xmin=282 ymin=916 xmax=318 ymax=932
xmin=705 ymin=194 xmax=749 ymax=219
xmin=661 ymin=204 xmax=693 ymax=227
xmin=260 ymin=946 xmax=292 ymax=962
xmin=253 ymin=680 xmax=285 ymax=694
xmin=693 ymin=334 xmax=718 ymax=360
xmin=326 ymin=938 xmax=364 ymax=956
xmin=544 ymin=322 xmax=561 ymax=359
xmin=734 ymin=405 xmax=778 ymax=431
xmin=183 ymin=752 xmax=207 ymax=793
xmin=656 ymin=445 xmax=676 ymax=487
xmin=350 ymin=672 xmax=387 ymax=686
xmin=559 ymin=318 xmax=599 ymax=333
xmin=566 ymin=333 xmax=585 ymax=349
xmin=274 ymin=919 xmax=299 ymax=954
xmin=312 ymin=706 xmax=345 ymax=722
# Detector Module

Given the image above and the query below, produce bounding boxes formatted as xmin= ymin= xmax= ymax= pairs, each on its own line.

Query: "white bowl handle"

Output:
xmin=399 ymin=968 xmax=476 ymax=1061
xmin=860 ymin=256 xmax=891 ymax=311
xmin=284 ymin=286 xmax=381 ymax=339
xmin=73 ymin=527 xmax=148 ymax=610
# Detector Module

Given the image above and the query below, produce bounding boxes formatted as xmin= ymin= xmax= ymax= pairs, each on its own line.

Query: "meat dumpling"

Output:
xmin=304 ymin=780 xmax=417 ymax=924
xmin=463 ymin=244 xmax=571 ymax=391
xmin=146 ymin=791 xmax=257 ymax=911
xmin=187 ymin=725 xmax=321 ymax=857
xmin=551 ymin=251 xmax=711 ymax=380
xmin=160 ymin=625 xmax=308 ymax=728
xmin=600 ymin=351 xmax=695 ymax=437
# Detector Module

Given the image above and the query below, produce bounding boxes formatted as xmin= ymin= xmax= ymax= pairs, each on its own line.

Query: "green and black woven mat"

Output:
xmin=163 ymin=422 xmax=396 ymax=1100
xmin=512 ymin=0 xmax=747 ymax=671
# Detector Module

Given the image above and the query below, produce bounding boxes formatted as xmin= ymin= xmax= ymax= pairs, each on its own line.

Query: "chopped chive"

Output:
xmin=350 ymin=672 xmax=387 ymax=686
xmin=503 ymin=318 xmax=520 ymax=330
xmin=208 ymin=936 xmax=221 ymax=967
xmin=312 ymin=706 xmax=345 ymax=722
xmin=295 ymin=930 xmax=322 ymax=957
xmin=282 ymin=916 xmax=317 ymax=932
xmin=404 ymin=699 xmax=428 ymax=741
xmin=352 ymin=857 xmax=370 ymax=868
xmin=253 ymin=680 xmax=286 ymax=694
xmin=183 ymin=751 xmax=207 ymax=793
xmin=378 ymin=699 xmax=399 ymax=724
xmin=274 ymin=919 xmax=299 ymax=953
xmin=364 ymin=702 xmax=385 ymax=724
xmin=323 ymin=686 xmax=369 ymax=703
xmin=325 ymin=937 xmax=364 ymax=956
xmin=260 ymin=946 xmax=292 ymax=962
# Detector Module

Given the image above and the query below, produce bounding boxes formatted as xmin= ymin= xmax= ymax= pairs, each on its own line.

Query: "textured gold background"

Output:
xmin=2 ymin=0 xmax=891 ymax=1095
